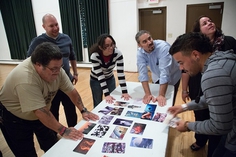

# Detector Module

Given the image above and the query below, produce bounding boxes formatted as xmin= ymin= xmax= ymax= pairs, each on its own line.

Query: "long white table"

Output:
xmin=43 ymin=82 xmax=174 ymax=157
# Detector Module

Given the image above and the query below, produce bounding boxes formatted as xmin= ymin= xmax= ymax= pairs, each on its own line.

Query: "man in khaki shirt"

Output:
xmin=0 ymin=42 xmax=99 ymax=157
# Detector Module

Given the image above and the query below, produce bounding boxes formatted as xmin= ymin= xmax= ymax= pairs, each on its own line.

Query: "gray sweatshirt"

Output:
xmin=187 ymin=50 xmax=236 ymax=152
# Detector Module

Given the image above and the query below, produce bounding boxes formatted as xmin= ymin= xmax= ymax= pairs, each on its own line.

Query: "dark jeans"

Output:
xmin=194 ymin=109 xmax=222 ymax=157
xmin=50 ymin=89 xmax=77 ymax=127
xmin=188 ymin=72 xmax=222 ymax=157
xmin=212 ymin=134 xmax=236 ymax=157
xmin=0 ymin=103 xmax=57 ymax=157
xmin=90 ymin=76 xmax=116 ymax=108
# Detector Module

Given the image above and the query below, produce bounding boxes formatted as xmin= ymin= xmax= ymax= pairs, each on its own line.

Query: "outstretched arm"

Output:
xmin=67 ymin=88 xmax=99 ymax=121
xmin=141 ymin=81 xmax=155 ymax=104
xmin=34 ymin=106 xmax=83 ymax=140
xmin=156 ymin=83 xmax=168 ymax=106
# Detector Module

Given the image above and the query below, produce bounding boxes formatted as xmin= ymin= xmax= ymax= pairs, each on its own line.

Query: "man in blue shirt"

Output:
xmin=135 ymin=30 xmax=181 ymax=106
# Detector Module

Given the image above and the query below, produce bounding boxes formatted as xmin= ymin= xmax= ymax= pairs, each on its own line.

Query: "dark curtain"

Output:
xmin=58 ymin=0 xmax=83 ymax=61
xmin=0 ymin=0 xmax=36 ymax=59
xmin=81 ymin=0 xmax=109 ymax=54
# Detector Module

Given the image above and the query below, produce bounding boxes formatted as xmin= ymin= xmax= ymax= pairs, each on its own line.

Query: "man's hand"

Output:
xmin=72 ymin=75 xmax=78 ymax=85
xmin=121 ymin=93 xmax=132 ymax=101
xmin=62 ymin=127 xmax=84 ymax=140
xmin=176 ymin=120 xmax=190 ymax=132
xmin=143 ymin=94 xmax=155 ymax=104
xmin=105 ymin=95 xmax=116 ymax=104
xmin=156 ymin=95 xmax=166 ymax=107
xmin=167 ymin=105 xmax=183 ymax=117
xmin=82 ymin=111 xmax=99 ymax=121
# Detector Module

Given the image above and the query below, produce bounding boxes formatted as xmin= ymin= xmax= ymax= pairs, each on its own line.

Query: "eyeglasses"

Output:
xmin=45 ymin=65 xmax=64 ymax=73
xmin=103 ymin=43 xmax=115 ymax=49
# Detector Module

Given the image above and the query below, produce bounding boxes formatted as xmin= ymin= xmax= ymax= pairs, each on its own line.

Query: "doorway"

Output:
xmin=139 ymin=7 xmax=166 ymax=40
xmin=186 ymin=2 xmax=224 ymax=33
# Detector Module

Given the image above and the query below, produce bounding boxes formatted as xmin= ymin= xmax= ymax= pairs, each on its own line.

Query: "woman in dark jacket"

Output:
xmin=181 ymin=15 xmax=236 ymax=157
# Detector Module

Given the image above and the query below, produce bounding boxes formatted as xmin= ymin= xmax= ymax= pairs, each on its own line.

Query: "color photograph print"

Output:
xmin=168 ymin=117 xmax=181 ymax=128
xmin=125 ymin=111 xmax=142 ymax=118
xmin=73 ymin=137 xmax=95 ymax=154
xmin=152 ymin=112 xmax=167 ymax=122
xmin=109 ymin=107 xmax=124 ymax=116
xmin=98 ymin=106 xmax=114 ymax=115
xmin=102 ymin=142 xmax=126 ymax=153
xmin=113 ymin=118 xmax=133 ymax=127
xmin=98 ymin=115 xmax=114 ymax=125
xmin=78 ymin=121 xmax=96 ymax=134
xmin=109 ymin=126 xmax=128 ymax=140
xmin=127 ymin=105 xmax=141 ymax=109
xmin=141 ymin=104 xmax=157 ymax=120
xmin=130 ymin=123 xmax=146 ymax=135
xmin=130 ymin=137 xmax=153 ymax=149
xmin=114 ymin=101 xmax=129 ymax=107
xmin=90 ymin=125 xmax=109 ymax=138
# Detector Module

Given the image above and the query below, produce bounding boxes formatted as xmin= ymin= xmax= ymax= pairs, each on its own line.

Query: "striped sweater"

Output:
xmin=187 ymin=50 xmax=236 ymax=152
xmin=90 ymin=48 xmax=128 ymax=96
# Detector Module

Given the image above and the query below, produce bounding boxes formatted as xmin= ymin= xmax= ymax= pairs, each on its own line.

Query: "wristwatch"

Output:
xmin=80 ymin=107 xmax=87 ymax=114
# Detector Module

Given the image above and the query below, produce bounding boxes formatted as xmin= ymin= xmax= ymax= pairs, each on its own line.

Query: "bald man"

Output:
xmin=27 ymin=14 xmax=79 ymax=130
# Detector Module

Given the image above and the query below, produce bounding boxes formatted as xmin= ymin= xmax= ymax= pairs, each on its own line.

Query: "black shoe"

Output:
xmin=190 ymin=143 xmax=202 ymax=151
xmin=0 ymin=150 xmax=2 ymax=157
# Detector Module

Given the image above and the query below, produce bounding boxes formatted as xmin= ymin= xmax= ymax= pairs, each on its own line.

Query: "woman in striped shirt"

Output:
xmin=89 ymin=34 xmax=131 ymax=108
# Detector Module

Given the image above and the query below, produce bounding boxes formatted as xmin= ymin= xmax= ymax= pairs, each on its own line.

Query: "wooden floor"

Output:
xmin=0 ymin=64 xmax=207 ymax=157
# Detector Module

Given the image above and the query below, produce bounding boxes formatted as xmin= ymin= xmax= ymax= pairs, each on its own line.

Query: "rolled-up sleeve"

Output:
xmin=137 ymin=49 xmax=149 ymax=82
xmin=159 ymin=45 xmax=172 ymax=84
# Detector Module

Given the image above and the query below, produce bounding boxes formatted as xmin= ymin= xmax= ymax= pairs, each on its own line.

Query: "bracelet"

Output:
xmin=182 ymin=90 xmax=189 ymax=94
xmin=181 ymin=104 xmax=188 ymax=111
xmin=184 ymin=121 xmax=191 ymax=132
xmin=59 ymin=126 xmax=67 ymax=136
xmin=74 ymin=73 xmax=78 ymax=76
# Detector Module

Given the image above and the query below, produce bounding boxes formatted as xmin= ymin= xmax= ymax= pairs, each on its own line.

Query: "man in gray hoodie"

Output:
xmin=168 ymin=32 xmax=236 ymax=157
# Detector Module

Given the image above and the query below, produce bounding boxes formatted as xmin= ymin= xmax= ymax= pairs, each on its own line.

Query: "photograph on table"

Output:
xmin=130 ymin=137 xmax=153 ymax=149
xmin=125 ymin=111 xmax=142 ymax=118
xmin=130 ymin=122 xmax=146 ymax=135
xmin=73 ymin=137 xmax=96 ymax=154
xmin=152 ymin=112 xmax=167 ymax=122
xmin=109 ymin=126 xmax=128 ymax=140
xmin=98 ymin=106 xmax=114 ymax=115
xmin=98 ymin=115 xmax=114 ymax=125
xmin=114 ymin=101 xmax=129 ymax=107
xmin=113 ymin=118 xmax=133 ymax=127
xmin=78 ymin=121 xmax=96 ymax=134
xmin=127 ymin=105 xmax=141 ymax=109
xmin=168 ymin=117 xmax=181 ymax=128
xmin=141 ymin=104 xmax=157 ymax=120
xmin=109 ymin=107 xmax=124 ymax=116
xmin=91 ymin=125 xmax=110 ymax=138
xmin=102 ymin=142 xmax=126 ymax=153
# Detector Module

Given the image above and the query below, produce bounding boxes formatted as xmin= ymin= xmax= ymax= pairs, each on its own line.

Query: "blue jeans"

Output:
xmin=0 ymin=103 xmax=57 ymax=157
xmin=90 ymin=76 xmax=116 ymax=108
xmin=212 ymin=134 xmax=236 ymax=157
